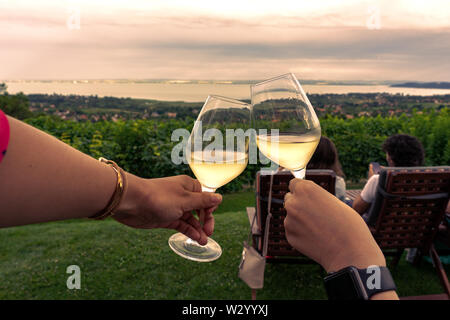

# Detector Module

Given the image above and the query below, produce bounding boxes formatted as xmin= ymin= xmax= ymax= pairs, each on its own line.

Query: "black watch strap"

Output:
xmin=357 ymin=266 xmax=396 ymax=299
xmin=324 ymin=265 xmax=397 ymax=300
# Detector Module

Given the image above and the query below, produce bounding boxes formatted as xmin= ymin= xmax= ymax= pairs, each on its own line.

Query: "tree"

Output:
xmin=0 ymin=92 xmax=33 ymax=120
xmin=0 ymin=83 xmax=6 ymax=94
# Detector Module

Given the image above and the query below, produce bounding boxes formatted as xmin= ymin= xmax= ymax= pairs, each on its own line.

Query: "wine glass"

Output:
xmin=168 ymin=95 xmax=251 ymax=262
xmin=251 ymin=73 xmax=321 ymax=179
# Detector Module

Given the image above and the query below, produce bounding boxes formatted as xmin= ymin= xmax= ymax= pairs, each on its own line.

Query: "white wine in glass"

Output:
xmin=252 ymin=73 xmax=321 ymax=178
xmin=168 ymin=95 xmax=251 ymax=262
xmin=189 ymin=150 xmax=248 ymax=192
xmin=256 ymin=134 xmax=319 ymax=173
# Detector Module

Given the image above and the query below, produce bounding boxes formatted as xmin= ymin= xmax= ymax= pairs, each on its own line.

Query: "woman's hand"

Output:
xmin=284 ymin=179 xmax=399 ymax=300
xmin=0 ymin=116 xmax=222 ymax=239
xmin=113 ymin=173 xmax=222 ymax=245
xmin=283 ymin=179 xmax=386 ymax=273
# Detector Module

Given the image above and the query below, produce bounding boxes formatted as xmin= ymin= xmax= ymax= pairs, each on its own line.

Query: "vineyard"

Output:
xmin=25 ymin=108 xmax=450 ymax=192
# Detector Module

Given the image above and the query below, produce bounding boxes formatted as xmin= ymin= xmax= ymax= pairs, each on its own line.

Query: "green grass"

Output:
xmin=215 ymin=191 xmax=255 ymax=214
xmin=0 ymin=192 xmax=448 ymax=299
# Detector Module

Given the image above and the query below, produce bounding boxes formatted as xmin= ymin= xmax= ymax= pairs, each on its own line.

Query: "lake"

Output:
xmin=5 ymin=81 xmax=450 ymax=102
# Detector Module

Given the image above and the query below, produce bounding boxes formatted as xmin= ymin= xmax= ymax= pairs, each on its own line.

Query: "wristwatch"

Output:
xmin=324 ymin=266 xmax=397 ymax=300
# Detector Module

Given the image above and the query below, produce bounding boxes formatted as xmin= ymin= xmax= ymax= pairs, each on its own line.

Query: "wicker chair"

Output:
xmin=244 ymin=169 xmax=337 ymax=299
xmin=247 ymin=169 xmax=336 ymax=263
xmin=365 ymin=166 xmax=450 ymax=299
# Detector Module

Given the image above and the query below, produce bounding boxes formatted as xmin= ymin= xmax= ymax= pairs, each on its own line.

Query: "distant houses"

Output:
xmin=26 ymin=93 xmax=449 ymax=122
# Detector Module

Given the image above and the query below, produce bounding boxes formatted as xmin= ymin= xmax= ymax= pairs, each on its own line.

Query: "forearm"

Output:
xmin=284 ymin=179 xmax=399 ymax=300
xmin=0 ymin=116 xmax=117 ymax=227
xmin=352 ymin=195 xmax=370 ymax=215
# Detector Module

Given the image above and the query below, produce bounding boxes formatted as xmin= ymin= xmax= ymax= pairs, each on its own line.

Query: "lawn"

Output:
xmin=0 ymin=192 xmax=447 ymax=300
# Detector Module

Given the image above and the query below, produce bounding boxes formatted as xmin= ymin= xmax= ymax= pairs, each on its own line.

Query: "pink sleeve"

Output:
xmin=0 ymin=110 xmax=10 ymax=164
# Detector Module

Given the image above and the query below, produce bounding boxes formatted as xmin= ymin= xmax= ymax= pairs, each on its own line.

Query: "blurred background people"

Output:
xmin=353 ymin=134 xmax=425 ymax=217
xmin=307 ymin=136 xmax=348 ymax=202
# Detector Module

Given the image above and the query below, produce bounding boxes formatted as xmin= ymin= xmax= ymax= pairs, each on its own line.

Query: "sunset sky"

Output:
xmin=1 ymin=0 xmax=449 ymax=81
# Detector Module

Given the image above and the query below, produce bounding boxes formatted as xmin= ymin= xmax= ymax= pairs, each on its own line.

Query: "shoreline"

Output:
xmin=4 ymin=82 xmax=450 ymax=103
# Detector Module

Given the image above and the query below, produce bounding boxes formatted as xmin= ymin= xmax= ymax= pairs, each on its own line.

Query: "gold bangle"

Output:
xmin=89 ymin=157 xmax=125 ymax=220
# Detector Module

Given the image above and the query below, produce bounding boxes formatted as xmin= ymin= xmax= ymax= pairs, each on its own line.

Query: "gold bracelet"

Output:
xmin=89 ymin=157 xmax=125 ymax=220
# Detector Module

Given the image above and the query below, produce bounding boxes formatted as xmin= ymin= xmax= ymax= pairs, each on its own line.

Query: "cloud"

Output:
xmin=0 ymin=1 xmax=449 ymax=80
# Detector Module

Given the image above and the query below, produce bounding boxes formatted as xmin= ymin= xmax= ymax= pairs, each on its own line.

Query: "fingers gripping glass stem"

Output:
xmin=168 ymin=95 xmax=251 ymax=262
xmin=168 ymin=185 xmax=222 ymax=262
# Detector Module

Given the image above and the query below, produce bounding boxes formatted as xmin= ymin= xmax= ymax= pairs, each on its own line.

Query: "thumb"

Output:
xmin=182 ymin=192 xmax=222 ymax=212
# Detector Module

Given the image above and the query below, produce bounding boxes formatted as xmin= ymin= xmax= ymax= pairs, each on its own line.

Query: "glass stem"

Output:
xmin=201 ymin=186 xmax=216 ymax=193
xmin=199 ymin=185 xmax=216 ymax=225
xmin=292 ymin=168 xmax=306 ymax=179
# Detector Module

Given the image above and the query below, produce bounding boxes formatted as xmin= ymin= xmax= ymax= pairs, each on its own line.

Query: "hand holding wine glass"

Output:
xmin=113 ymin=173 xmax=222 ymax=244
xmin=168 ymin=95 xmax=251 ymax=262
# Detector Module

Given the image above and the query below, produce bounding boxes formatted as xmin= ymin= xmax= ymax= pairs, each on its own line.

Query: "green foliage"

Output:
xmin=88 ymin=130 xmax=104 ymax=159
xmin=321 ymin=109 xmax=450 ymax=179
xmin=0 ymin=92 xmax=33 ymax=120
xmin=25 ymin=109 xmax=450 ymax=190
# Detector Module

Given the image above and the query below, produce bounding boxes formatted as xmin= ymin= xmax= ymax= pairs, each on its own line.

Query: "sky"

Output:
xmin=1 ymin=0 xmax=450 ymax=81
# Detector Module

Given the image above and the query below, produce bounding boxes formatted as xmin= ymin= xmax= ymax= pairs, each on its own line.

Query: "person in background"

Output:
xmin=353 ymin=134 xmax=425 ymax=217
xmin=307 ymin=136 xmax=347 ymax=202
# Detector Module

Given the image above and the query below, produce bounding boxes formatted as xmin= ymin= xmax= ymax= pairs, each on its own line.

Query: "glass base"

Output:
xmin=291 ymin=168 xmax=306 ymax=179
xmin=168 ymin=233 xmax=222 ymax=262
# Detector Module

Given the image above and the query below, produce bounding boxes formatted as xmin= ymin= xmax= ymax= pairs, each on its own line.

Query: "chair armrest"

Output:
xmin=345 ymin=189 xmax=362 ymax=201
xmin=246 ymin=207 xmax=261 ymax=236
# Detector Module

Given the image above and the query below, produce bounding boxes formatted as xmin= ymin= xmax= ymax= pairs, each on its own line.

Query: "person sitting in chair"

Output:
xmin=306 ymin=136 xmax=348 ymax=202
xmin=352 ymin=134 xmax=425 ymax=217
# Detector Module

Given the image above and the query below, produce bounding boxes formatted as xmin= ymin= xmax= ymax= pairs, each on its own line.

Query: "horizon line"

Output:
xmin=2 ymin=79 xmax=436 ymax=84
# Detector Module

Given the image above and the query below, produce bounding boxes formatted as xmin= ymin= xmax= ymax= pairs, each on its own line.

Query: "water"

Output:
xmin=5 ymin=81 xmax=450 ymax=102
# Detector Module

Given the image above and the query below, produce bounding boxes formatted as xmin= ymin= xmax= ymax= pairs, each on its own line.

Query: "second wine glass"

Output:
xmin=251 ymin=73 xmax=321 ymax=179
xmin=168 ymin=95 xmax=251 ymax=262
